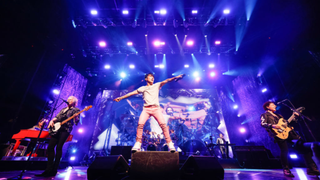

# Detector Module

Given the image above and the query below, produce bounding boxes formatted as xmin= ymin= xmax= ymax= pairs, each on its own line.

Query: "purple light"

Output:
xmin=186 ymin=41 xmax=194 ymax=46
xmin=192 ymin=10 xmax=198 ymax=14
xmin=127 ymin=42 xmax=133 ymax=46
xmin=70 ymin=156 xmax=76 ymax=161
xmin=160 ymin=9 xmax=167 ymax=15
xmin=262 ymin=88 xmax=267 ymax=93
xmin=210 ymin=72 xmax=216 ymax=77
xmin=122 ymin=10 xmax=129 ymax=14
xmin=90 ymin=10 xmax=98 ymax=15
xmin=104 ymin=65 xmax=110 ymax=69
xmin=290 ymin=154 xmax=298 ymax=159
xmin=99 ymin=41 xmax=106 ymax=47
xmin=78 ymin=128 xmax=83 ymax=133
xmin=223 ymin=9 xmax=230 ymax=14
xmin=215 ymin=41 xmax=221 ymax=45
xmin=239 ymin=128 xmax=246 ymax=133
xmin=52 ymin=89 xmax=60 ymax=95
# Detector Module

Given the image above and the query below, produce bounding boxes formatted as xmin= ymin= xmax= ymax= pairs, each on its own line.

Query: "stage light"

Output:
xmin=127 ymin=42 xmax=133 ymax=46
xmin=233 ymin=105 xmax=238 ymax=109
xmin=187 ymin=41 xmax=194 ymax=46
xmin=70 ymin=156 xmax=76 ymax=161
xmin=239 ymin=128 xmax=246 ymax=133
xmin=122 ymin=10 xmax=129 ymax=14
xmin=159 ymin=64 xmax=164 ymax=69
xmin=209 ymin=64 xmax=215 ymax=68
xmin=53 ymin=89 xmax=60 ymax=95
xmin=237 ymin=114 xmax=241 ymax=117
xmin=160 ymin=9 xmax=167 ymax=15
xmin=104 ymin=65 xmax=110 ymax=69
xmin=174 ymin=34 xmax=177 ymax=36
xmin=290 ymin=154 xmax=298 ymax=159
xmin=155 ymin=65 xmax=159 ymax=68
xmin=204 ymin=35 xmax=207 ymax=38
xmin=188 ymin=106 xmax=195 ymax=111
xmin=210 ymin=72 xmax=216 ymax=77
xmin=223 ymin=9 xmax=230 ymax=14
xmin=120 ymin=72 xmax=126 ymax=78
xmin=78 ymin=128 xmax=83 ymax=133
xmin=195 ymin=77 xmax=201 ymax=81
xmin=215 ymin=41 xmax=221 ymax=45
xmin=129 ymin=64 xmax=135 ymax=69
xmin=184 ymin=64 xmax=189 ymax=68
xmin=154 ymin=10 xmax=160 ymax=14
xmin=99 ymin=41 xmax=106 ymax=47
xmin=154 ymin=41 xmax=160 ymax=46
xmin=145 ymin=34 xmax=148 ymax=37
xmin=193 ymin=71 xmax=199 ymax=77
xmin=91 ymin=10 xmax=98 ymax=15
xmin=72 ymin=149 xmax=77 ymax=153
xmin=262 ymin=88 xmax=267 ymax=93
xmin=192 ymin=10 xmax=198 ymax=14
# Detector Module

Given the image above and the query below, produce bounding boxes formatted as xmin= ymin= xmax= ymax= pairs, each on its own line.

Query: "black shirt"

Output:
xmin=55 ymin=107 xmax=80 ymax=133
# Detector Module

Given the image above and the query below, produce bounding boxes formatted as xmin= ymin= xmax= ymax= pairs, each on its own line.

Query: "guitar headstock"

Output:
xmin=84 ymin=105 xmax=93 ymax=111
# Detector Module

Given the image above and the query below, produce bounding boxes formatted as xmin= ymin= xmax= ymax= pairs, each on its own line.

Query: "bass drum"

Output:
xmin=179 ymin=140 xmax=207 ymax=154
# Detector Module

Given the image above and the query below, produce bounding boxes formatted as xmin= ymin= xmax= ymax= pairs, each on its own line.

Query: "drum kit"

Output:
xmin=142 ymin=130 xmax=167 ymax=151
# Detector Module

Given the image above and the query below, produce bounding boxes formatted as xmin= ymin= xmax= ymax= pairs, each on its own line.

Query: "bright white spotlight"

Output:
xmin=195 ymin=77 xmax=201 ymax=82
xmin=159 ymin=64 xmax=165 ymax=69
xmin=223 ymin=9 xmax=230 ymax=14
xmin=154 ymin=10 xmax=160 ymax=14
xmin=154 ymin=65 xmax=159 ymax=68
xmin=210 ymin=72 xmax=216 ymax=77
xmin=262 ymin=88 xmax=267 ymax=93
xmin=239 ymin=128 xmax=246 ymax=133
xmin=184 ymin=64 xmax=189 ymax=68
xmin=290 ymin=154 xmax=298 ymax=159
xmin=91 ymin=10 xmax=98 ymax=15
xmin=129 ymin=64 xmax=135 ymax=69
xmin=127 ymin=42 xmax=133 ymax=46
xmin=237 ymin=114 xmax=241 ymax=117
xmin=187 ymin=41 xmax=194 ymax=46
xmin=192 ymin=10 xmax=198 ymax=14
xmin=215 ymin=41 xmax=221 ymax=45
xmin=233 ymin=105 xmax=238 ymax=109
xmin=209 ymin=64 xmax=215 ymax=68
xmin=120 ymin=72 xmax=126 ymax=78
xmin=122 ymin=10 xmax=129 ymax=14
xmin=188 ymin=106 xmax=195 ymax=111
xmin=70 ymin=156 xmax=76 ymax=161
xmin=72 ymin=149 xmax=77 ymax=153
xmin=104 ymin=65 xmax=110 ymax=69
xmin=160 ymin=9 xmax=167 ymax=15
xmin=193 ymin=71 xmax=199 ymax=77
xmin=99 ymin=41 xmax=106 ymax=47
xmin=52 ymin=89 xmax=60 ymax=95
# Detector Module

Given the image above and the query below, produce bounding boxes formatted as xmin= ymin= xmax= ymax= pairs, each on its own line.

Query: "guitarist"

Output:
xmin=260 ymin=101 xmax=319 ymax=177
xmin=35 ymin=96 xmax=80 ymax=177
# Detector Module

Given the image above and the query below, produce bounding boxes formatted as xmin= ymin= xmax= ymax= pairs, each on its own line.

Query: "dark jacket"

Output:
xmin=55 ymin=107 xmax=80 ymax=133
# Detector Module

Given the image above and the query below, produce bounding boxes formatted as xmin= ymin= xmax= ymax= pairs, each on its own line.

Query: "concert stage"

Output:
xmin=0 ymin=166 xmax=317 ymax=180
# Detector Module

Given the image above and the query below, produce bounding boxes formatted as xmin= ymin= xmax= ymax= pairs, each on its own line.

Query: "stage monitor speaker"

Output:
xmin=111 ymin=146 xmax=132 ymax=163
xmin=130 ymin=151 xmax=179 ymax=179
xmin=87 ymin=155 xmax=129 ymax=180
xmin=180 ymin=155 xmax=224 ymax=180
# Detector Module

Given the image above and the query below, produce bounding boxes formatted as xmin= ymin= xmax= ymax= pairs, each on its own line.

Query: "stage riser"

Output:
xmin=0 ymin=161 xmax=47 ymax=171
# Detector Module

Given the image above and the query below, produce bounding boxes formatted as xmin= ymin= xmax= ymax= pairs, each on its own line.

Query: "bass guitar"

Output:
xmin=49 ymin=105 xmax=92 ymax=136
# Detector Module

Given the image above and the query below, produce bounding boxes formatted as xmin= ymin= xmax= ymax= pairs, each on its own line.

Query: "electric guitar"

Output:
xmin=49 ymin=105 xmax=92 ymax=136
xmin=272 ymin=114 xmax=296 ymax=140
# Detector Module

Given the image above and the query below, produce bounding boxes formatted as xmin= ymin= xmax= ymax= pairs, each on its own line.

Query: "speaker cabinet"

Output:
xmin=130 ymin=151 xmax=179 ymax=179
xmin=180 ymin=156 xmax=224 ymax=180
xmin=87 ymin=155 xmax=129 ymax=180
xmin=111 ymin=146 xmax=132 ymax=163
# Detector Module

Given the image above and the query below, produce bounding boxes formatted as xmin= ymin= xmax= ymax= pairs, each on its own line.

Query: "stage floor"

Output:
xmin=0 ymin=166 xmax=318 ymax=180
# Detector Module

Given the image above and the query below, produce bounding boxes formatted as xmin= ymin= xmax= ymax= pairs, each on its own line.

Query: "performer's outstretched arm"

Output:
xmin=160 ymin=74 xmax=184 ymax=87
xmin=114 ymin=90 xmax=139 ymax=102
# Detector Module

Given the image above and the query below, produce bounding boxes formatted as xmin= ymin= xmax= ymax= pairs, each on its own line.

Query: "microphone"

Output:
xmin=175 ymin=74 xmax=186 ymax=82
xmin=60 ymin=98 xmax=69 ymax=105
xmin=277 ymin=99 xmax=287 ymax=105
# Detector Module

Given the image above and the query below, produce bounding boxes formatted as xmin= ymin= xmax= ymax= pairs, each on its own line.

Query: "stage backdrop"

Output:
xmin=88 ymin=88 xmax=233 ymax=157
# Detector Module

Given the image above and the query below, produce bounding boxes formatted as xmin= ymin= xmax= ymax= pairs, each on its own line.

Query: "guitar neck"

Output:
xmin=61 ymin=110 xmax=82 ymax=125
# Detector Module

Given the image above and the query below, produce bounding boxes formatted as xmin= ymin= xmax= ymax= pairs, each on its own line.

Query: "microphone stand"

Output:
xmin=279 ymin=101 xmax=317 ymax=142
xmin=9 ymin=101 xmax=65 ymax=180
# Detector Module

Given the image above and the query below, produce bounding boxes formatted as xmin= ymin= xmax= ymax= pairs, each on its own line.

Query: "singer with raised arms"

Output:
xmin=114 ymin=73 xmax=184 ymax=152
xmin=35 ymin=96 xmax=80 ymax=177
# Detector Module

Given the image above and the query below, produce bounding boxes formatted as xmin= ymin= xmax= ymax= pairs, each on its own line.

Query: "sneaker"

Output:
xmin=167 ymin=141 xmax=176 ymax=152
xmin=132 ymin=142 xmax=142 ymax=153
xmin=283 ymin=169 xmax=294 ymax=177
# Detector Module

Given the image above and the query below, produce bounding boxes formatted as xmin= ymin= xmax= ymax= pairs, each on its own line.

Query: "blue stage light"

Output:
xmin=290 ymin=154 xmax=298 ymax=159
xmin=193 ymin=71 xmax=199 ymax=77
xmin=53 ymin=89 xmax=60 ymax=95
xmin=70 ymin=156 xmax=76 ymax=161
xmin=91 ymin=10 xmax=98 ymax=15
xmin=262 ymin=88 xmax=267 ymax=93
xmin=120 ymin=72 xmax=126 ymax=78
xmin=233 ymin=105 xmax=238 ymax=109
